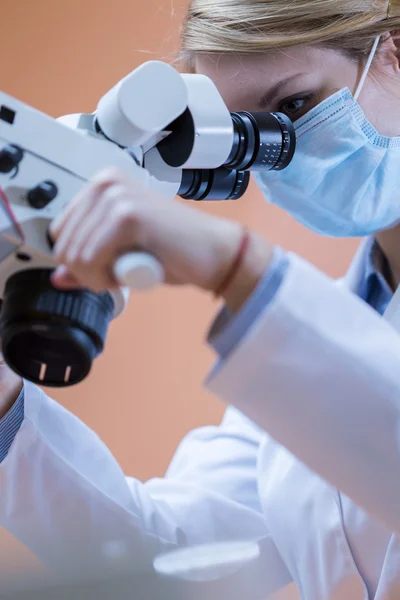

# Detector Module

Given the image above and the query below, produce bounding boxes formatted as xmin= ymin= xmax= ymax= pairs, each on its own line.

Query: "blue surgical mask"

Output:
xmin=255 ymin=36 xmax=400 ymax=238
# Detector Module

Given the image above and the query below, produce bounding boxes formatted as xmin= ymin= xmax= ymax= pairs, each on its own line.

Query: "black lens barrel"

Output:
xmin=178 ymin=167 xmax=250 ymax=201
xmin=226 ymin=111 xmax=296 ymax=172
xmin=0 ymin=269 xmax=114 ymax=387
xmin=178 ymin=111 xmax=296 ymax=202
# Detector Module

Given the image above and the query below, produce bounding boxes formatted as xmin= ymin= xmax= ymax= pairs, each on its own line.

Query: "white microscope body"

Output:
xmin=0 ymin=61 xmax=295 ymax=386
xmin=0 ymin=62 xmax=235 ymax=304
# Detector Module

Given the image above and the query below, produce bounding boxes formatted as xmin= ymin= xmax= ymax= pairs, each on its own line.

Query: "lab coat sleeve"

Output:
xmin=0 ymin=387 xmax=24 ymax=462
xmin=206 ymin=252 xmax=400 ymax=534
xmin=0 ymin=381 xmax=291 ymax=596
xmin=209 ymin=247 xmax=288 ymax=360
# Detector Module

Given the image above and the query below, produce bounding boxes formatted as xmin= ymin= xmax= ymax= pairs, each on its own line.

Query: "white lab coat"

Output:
xmin=0 ymin=240 xmax=399 ymax=599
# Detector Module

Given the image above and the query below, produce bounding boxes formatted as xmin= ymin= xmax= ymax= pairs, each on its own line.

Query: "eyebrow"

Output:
xmin=258 ymin=73 xmax=306 ymax=107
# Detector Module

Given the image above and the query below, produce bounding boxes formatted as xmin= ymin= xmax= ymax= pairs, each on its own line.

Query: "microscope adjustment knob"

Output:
xmin=0 ymin=144 xmax=24 ymax=173
xmin=27 ymin=180 xmax=58 ymax=209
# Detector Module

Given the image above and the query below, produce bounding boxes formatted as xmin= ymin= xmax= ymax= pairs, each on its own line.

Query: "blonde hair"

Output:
xmin=180 ymin=0 xmax=400 ymax=68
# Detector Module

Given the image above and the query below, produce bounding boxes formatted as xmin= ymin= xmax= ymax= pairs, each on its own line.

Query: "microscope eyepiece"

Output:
xmin=226 ymin=112 xmax=296 ymax=172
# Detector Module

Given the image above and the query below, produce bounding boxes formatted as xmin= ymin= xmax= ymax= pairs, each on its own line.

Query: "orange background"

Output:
xmin=0 ymin=1 xmax=360 ymax=598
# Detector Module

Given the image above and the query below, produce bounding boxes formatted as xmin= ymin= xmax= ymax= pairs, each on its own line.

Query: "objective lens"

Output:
xmin=225 ymin=112 xmax=296 ymax=172
xmin=178 ymin=168 xmax=250 ymax=201
xmin=0 ymin=269 xmax=114 ymax=387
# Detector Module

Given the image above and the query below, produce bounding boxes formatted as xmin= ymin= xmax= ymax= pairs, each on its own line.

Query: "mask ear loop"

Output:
xmin=354 ymin=35 xmax=381 ymax=101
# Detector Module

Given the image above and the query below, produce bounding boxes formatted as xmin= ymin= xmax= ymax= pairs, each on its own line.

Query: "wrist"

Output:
xmin=220 ymin=231 xmax=274 ymax=313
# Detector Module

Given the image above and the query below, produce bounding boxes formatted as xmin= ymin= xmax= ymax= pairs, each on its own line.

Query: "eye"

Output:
xmin=279 ymin=95 xmax=313 ymax=120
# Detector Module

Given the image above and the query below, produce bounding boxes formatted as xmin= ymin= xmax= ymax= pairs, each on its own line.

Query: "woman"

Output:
xmin=1 ymin=0 xmax=400 ymax=598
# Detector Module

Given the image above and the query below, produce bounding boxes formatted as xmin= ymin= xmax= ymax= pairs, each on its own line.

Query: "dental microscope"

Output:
xmin=0 ymin=61 xmax=296 ymax=387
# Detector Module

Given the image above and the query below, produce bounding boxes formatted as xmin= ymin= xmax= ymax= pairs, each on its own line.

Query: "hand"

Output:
xmin=50 ymin=168 xmax=274 ymax=312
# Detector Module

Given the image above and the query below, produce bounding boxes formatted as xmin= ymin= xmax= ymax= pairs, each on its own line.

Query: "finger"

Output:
xmin=53 ymin=255 xmax=116 ymax=292
xmin=58 ymin=232 xmax=121 ymax=292
xmin=62 ymin=186 xmax=125 ymax=265
xmin=53 ymin=182 xmax=107 ymax=262
xmin=80 ymin=203 xmax=139 ymax=267
xmin=65 ymin=211 xmax=137 ymax=291
xmin=50 ymin=168 xmax=128 ymax=240
xmin=51 ymin=265 xmax=83 ymax=290
xmin=51 ymin=171 xmax=123 ymax=248
xmin=50 ymin=184 xmax=93 ymax=241
xmin=51 ymin=187 xmax=97 ymax=258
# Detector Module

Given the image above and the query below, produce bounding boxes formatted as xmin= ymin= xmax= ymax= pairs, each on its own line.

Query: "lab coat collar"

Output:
xmin=342 ymin=237 xmax=375 ymax=295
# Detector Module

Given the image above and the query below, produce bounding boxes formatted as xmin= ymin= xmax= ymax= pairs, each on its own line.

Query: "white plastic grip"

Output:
xmin=113 ymin=251 xmax=164 ymax=290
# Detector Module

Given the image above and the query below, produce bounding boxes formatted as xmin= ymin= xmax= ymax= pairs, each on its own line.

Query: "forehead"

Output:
xmin=195 ymin=47 xmax=348 ymax=108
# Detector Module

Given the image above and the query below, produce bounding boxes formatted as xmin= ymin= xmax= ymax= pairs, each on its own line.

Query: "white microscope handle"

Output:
xmin=113 ymin=251 xmax=165 ymax=290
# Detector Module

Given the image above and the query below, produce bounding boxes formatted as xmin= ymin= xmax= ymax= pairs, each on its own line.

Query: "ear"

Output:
xmin=378 ymin=32 xmax=400 ymax=73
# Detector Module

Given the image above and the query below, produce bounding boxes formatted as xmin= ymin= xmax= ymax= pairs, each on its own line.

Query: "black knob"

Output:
xmin=27 ymin=181 xmax=58 ymax=209
xmin=0 ymin=144 xmax=24 ymax=174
